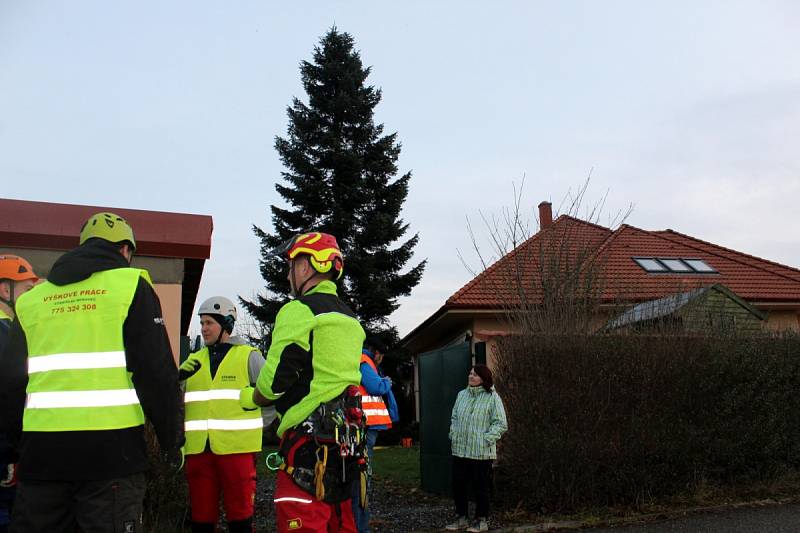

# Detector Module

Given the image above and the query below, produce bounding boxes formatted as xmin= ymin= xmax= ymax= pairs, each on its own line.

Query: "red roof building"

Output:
xmin=0 ymin=198 xmax=213 ymax=360
xmin=401 ymin=201 xmax=800 ymax=355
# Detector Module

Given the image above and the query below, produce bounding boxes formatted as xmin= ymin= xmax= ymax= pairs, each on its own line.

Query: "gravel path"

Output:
xmin=251 ymin=476 xmax=456 ymax=532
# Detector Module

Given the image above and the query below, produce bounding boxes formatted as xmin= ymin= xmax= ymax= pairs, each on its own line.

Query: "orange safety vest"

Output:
xmin=357 ymin=354 xmax=392 ymax=427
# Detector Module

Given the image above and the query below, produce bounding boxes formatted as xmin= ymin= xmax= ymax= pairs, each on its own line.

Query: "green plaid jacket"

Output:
xmin=449 ymin=386 xmax=508 ymax=460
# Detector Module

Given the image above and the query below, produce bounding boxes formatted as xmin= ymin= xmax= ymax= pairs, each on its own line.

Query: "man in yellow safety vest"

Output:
xmin=179 ymin=296 xmax=266 ymax=533
xmin=0 ymin=212 xmax=184 ymax=533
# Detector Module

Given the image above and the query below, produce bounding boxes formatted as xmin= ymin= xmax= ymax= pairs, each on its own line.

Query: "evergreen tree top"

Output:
xmin=243 ymin=27 xmax=425 ymax=344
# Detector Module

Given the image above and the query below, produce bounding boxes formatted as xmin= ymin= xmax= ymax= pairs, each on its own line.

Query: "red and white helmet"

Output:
xmin=272 ymin=232 xmax=344 ymax=280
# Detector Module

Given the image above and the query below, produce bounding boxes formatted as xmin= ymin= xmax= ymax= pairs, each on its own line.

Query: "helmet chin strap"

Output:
xmin=212 ymin=318 xmax=233 ymax=346
xmin=0 ymin=280 xmax=15 ymax=310
xmin=201 ymin=318 xmax=226 ymax=347
xmin=290 ymin=257 xmax=316 ymax=298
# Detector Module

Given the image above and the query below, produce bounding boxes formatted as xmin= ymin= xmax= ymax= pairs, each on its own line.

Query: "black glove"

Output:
xmin=178 ymin=358 xmax=202 ymax=381
xmin=163 ymin=446 xmax=185 ymax=474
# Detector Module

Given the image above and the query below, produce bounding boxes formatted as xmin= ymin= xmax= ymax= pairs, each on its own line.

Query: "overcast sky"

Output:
xmin=2 ymin=1 xmax=798 ymax=338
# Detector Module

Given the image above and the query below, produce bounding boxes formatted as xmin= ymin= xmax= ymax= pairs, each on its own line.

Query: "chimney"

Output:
xmin=538 ymin=201 xmax=553 ymax=229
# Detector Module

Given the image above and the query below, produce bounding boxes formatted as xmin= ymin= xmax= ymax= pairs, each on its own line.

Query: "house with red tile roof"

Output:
xmin=400 ymin=201 xmax=800 ymax=363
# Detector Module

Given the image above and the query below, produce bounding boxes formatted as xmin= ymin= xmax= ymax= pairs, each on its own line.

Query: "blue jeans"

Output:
xmin=351 ymin=429 xmax=379 ymax=533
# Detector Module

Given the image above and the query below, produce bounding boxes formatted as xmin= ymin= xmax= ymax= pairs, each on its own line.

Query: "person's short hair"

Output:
xmin=472 ymin=364 xmax=493 ymax=392
xmin=364 ymin=335 xmax=388 ymax=354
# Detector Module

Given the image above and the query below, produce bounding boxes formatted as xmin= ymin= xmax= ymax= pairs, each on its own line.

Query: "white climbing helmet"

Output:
xmin=198 ymin=296 xmax=237 ymax=332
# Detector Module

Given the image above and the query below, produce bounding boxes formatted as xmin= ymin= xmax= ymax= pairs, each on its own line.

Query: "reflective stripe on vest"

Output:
xmin=184 ymin=418 xmax=264 ymax=431
xmin=15 ymin=268 xmax=149 ymax=432
xmin=27 ymin=389 xmax=141 ymax=408
xmin=184 ymin=389 xmax=241 ymax=402
xmin=357 ymin=354 xmax=392 ymax=427
xmin=184 ymin=344 xmax=263 ymax=455
xmin=28 ymin=351 xmax=127 ymax=373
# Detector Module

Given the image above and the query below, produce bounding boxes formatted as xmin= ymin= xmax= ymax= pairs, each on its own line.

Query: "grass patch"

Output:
xmin=371 ymin=445 xmax=420 ymax=488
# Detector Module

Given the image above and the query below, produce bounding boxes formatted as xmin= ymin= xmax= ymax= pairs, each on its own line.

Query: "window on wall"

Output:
xmin=632 ymin=257 xmax=718 ymax=274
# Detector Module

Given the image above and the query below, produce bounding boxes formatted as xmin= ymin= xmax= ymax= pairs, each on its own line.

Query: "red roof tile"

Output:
xmin=0 ymin=198 xmax=212 ymax=259
xmin=447 ymin=215 xmax=613 ymax=307
xmin=445 ymin=216 xmax=800 ymax=308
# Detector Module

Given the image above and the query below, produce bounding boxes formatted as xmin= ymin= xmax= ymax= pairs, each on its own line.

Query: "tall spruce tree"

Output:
xmin=243 ymin=28 xmax=425 ymax=342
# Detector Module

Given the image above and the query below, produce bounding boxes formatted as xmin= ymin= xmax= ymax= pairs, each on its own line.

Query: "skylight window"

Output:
xmin=684 ymin=259 xmax=716 ymax=272
xmin=633 ymin=258 xmax=667 ymax=272
xmin=660 ymin=259 xmax=693 ymax=272
xmin=633 ymin=257 xmax=718 ymax=274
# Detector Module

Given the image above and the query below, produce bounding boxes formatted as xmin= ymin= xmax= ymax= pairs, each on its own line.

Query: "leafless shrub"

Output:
xmin=463 ymin=178 xmax=800 ymax=513
xmin=143 ymin=424 xmax=188 ymax=532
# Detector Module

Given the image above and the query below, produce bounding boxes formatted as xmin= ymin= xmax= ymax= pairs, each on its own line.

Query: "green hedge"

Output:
xmin=492 ymin=332 xmax=800 ymax=512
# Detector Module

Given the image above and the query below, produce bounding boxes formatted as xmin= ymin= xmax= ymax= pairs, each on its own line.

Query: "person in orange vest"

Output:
xmin=352 ymin=335 xmax=399 ymax=533
xmin=0 ymin=255 xmax=39 ymax=533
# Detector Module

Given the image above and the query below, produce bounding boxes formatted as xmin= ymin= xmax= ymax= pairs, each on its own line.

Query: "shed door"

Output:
xmin=419 ymin=342 xmax=472 ymax=494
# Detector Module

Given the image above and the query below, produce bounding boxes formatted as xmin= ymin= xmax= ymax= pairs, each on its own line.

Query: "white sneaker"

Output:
xmin=466 ymin=518 xmax=488 ymax=532
xmin=444 ymin=516 xmax=469 ymax=530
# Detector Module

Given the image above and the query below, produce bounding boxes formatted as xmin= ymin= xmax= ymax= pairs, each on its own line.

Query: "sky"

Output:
xmin=1 ymin=1 xmax=799 ymax=338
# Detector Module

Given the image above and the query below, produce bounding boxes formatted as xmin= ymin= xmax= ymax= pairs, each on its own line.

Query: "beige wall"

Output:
xmin=0 ymin=247 xmax=183 ymax=284
xmin=1 ymin=246 xmax=185 ymax=363
xmin=764 ymin=310 xmax=800 ymax=332
xmin=153 ymin=283 xmax=182 ymax=363
xmin=472 ymin=316 xmax=511 ymax=372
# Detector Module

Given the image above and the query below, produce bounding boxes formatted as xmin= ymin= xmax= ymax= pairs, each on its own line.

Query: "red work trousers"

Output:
xmin=185 ymin=451 xmax=257 ymax=524
xmin=274 ymin=470 xmax=356 ymax=533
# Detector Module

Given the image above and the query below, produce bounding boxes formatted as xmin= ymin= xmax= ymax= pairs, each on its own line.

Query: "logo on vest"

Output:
xmin=220 ymin=375 xmax=236 ymax=382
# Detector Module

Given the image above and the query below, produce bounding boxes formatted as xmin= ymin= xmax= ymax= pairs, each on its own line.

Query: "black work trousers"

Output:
xmin=451 ymin=456 xmax=492 ymax=519
xmin=10 ymin=473 xmax=146 ymax=533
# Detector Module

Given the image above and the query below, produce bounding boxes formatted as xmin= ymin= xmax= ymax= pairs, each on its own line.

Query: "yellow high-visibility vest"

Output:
xmin=15 ymin=268 xmax=149 ymax=432
xmin=184 ymin=344 xmax=263 ymax=455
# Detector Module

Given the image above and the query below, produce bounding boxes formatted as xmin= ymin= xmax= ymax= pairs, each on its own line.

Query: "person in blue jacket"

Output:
xmin=352 ymin=335 xmax=399 ymax=533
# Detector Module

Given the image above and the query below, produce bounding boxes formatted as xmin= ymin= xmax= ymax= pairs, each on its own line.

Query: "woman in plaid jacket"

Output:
xmin=445 ymin=365 xmax=508 ymax=532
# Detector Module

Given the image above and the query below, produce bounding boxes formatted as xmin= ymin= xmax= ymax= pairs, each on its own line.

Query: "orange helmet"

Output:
xmin=273 ymin=232 xmax=344 ymax=279
xmin=0 ymin=254 xmax=39 ymax=282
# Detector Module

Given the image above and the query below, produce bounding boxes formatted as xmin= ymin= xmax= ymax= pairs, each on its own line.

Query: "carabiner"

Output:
xmin=265 ymin=451 xmax=283 ymax=472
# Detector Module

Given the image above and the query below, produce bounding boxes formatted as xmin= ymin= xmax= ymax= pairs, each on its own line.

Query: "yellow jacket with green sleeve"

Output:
xmin=255 ymin=281 xmax=364 ymax=437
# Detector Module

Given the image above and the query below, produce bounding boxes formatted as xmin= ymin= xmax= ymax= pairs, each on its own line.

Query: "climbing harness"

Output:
xmin=271 ymin=385 xmax=369 ymax=505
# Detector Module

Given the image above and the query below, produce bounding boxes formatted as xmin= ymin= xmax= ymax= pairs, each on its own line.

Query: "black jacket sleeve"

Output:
xmin=124 ymin=278 xmax=184 ymax=453
xmin=0 ymin=319 xmax=29 ymax=450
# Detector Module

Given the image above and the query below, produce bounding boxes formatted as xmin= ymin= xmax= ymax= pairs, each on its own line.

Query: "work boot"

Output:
xmin=466 ymin=518 xmax=488 ymax=532
xmin=190 ymin=522 xmax=216 ymax=533
xmin=444 ymin=516 xmax=469 ymax=530
xmin=227 ymin=517 xmax=254 ymax=533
